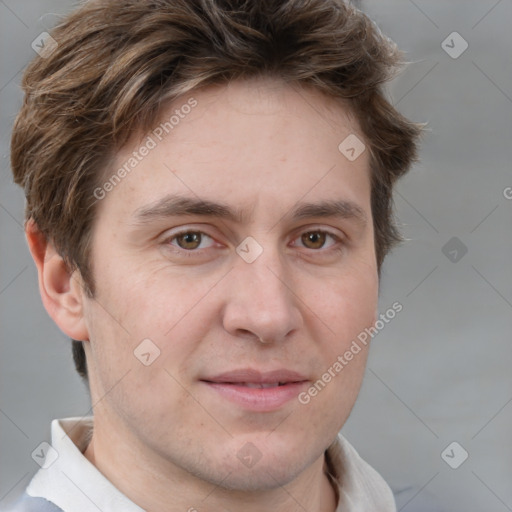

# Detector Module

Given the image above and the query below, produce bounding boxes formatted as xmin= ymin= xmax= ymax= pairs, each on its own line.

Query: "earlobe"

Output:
xmin=26 ymin=219 xmax=89 ymax=341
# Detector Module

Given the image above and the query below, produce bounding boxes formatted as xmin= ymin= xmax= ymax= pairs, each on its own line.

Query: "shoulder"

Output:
xmin=2 ymin=494 xmax=63 ymax=512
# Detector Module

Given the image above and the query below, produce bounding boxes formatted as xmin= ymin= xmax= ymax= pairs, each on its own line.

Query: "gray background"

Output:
xmin=1 ymin=1 xmax=511 ymax=510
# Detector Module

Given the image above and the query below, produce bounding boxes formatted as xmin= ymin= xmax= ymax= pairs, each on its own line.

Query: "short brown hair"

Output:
xmin=11 ymin=0 xmax=421 ymax=379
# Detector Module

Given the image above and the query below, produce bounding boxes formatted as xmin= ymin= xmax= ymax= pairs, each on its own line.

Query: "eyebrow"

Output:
xmin=132 ymin=194 xmax=367 ymax=227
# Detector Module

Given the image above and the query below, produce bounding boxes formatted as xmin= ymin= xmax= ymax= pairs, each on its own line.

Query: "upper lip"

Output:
xmin=201 ymin=368 xmax=309 ymax=384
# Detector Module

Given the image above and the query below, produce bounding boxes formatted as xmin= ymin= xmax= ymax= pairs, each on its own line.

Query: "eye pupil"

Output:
xmin=302 ymin=231 xmax=326 ymax=249
xmin=177 ymin=232 xmax=202 ymax=250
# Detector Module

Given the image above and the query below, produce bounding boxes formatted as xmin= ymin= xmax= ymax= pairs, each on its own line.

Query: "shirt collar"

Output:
xmin=27 ymin=417 xmax=395 ymax=512
xmin=27 ymin=417 xmax=144 ymax=512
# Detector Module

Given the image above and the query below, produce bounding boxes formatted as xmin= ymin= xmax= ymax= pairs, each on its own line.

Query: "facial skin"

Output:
xmin=29 ymin=78 xmax=378 ymax=512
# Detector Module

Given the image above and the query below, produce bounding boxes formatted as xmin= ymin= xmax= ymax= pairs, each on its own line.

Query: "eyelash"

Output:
xmin=164 ymin=228 xmax=344 ymax=257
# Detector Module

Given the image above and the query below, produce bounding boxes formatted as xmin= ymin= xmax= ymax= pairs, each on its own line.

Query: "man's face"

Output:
xmin=82 ymin=79 xmax=378 ymax=490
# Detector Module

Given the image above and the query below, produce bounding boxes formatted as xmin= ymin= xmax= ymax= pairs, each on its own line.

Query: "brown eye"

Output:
xmin=175 ymin=231 xmax=203 ymax=250
xmin=301 ymin=231 xmax=327 ymax=249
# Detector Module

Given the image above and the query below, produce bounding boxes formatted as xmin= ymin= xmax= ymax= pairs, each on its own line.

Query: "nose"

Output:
xmin=221 ymin=246 xmax=303 ymax=345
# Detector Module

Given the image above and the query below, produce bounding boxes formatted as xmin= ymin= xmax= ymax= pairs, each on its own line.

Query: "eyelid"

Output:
xmin=160 ymin=224 xmax=217 ymax=238
xmin=290 ymin=222 xmax=345 ymax=239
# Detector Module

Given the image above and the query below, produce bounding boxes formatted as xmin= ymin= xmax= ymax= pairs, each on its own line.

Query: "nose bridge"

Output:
xmin=246 ymin=254 xmax=285 ymax=303
xmin=238 ymin=239 xmax=290 ymax=307
xmin=223 ymin=239 xmax=302 ymax=342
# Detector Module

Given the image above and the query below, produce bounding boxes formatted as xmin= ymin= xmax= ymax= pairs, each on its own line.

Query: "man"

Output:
xmin=9 ymin=0 xmax=420 ymax=510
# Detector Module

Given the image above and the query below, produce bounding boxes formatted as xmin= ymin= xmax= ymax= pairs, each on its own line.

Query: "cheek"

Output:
xmin=83 ymin=279 xmax=202 ymax=434
xmin=91 ymin=254 xmax=189 ymax=338
xmin=84 ymin=257 xmax=222 ymax=388
xmin=298 ymin=263 xmax=377 ymax=414
xmin=309 ymin=264 xmax=378 ymax=351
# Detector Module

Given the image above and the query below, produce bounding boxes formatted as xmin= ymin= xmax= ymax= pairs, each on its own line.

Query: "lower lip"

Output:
xmin=202 ymin=381 xmax=308 ymax=412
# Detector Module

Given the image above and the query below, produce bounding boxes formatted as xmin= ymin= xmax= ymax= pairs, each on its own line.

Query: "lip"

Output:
xmin=200 ymin=368 xmax=309 ymax=412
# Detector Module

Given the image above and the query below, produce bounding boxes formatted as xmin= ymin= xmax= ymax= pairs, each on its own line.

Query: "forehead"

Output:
xmin=96 ymin=78 xmax=371 ymax=223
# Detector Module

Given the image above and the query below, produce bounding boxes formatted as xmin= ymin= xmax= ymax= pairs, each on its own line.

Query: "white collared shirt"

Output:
xmin=17 ymin=417 xmax=396 ymax=511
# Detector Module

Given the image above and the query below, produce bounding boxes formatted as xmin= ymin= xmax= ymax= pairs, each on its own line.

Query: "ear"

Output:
xmin=26 ymin=219 xmax=89 ymax=341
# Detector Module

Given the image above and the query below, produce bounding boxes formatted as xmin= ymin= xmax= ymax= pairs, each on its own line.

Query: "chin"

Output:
xmin=194 ymin=437 xmax=317 ymax=492
xmin=212 ymin=461 xmax=304 ymax=492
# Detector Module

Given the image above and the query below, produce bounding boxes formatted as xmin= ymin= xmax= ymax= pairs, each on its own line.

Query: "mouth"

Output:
xmin=200 ymin=368 xmax=309 ymax=411
xmin=225 ymin=382 xmax=290 ymax=388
